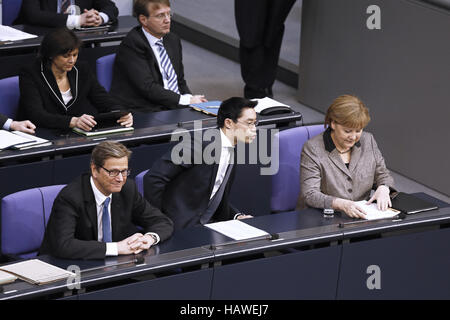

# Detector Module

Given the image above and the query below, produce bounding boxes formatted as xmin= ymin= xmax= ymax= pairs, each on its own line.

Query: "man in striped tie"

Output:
xmin=111 ymin=0 xmax=208 ymax=112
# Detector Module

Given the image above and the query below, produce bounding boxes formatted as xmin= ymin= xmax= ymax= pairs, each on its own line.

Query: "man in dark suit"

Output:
xmin=40 ymin=141 xmax=173 ymax=260
xmin=1 ymin=113 xmax=36 ymax=134
xmin=110 ymin=0 xmax=207 ymax=112
xmin=16 ymin=0 xmax=118 ymax=29
xmin=144 ymin=97 xmax=257 ymax=230
xmin=235 ymin=0 xmax=296 ymax=99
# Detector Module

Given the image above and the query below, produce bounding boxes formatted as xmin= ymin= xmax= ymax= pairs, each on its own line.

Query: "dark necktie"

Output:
xmin=60 ymin=0 xmax=71 ymax=14
xmin=102 ymin=197 xmax=112 ymax=242
xmin=155 ymin=39 xmax=180 ymax=94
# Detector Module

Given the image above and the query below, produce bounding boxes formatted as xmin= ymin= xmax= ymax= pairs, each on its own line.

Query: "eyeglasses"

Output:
xmin=150 ymin=12 xmax=173 ymax=20
xmin=236 ymin=120 xmax=259 ymax=128
xmin=100 ymin=166 xmax=131 ymax=178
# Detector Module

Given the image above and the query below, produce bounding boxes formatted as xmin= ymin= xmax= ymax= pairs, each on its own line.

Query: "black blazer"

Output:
xmin=39 ymin=173 xmax=174 ymax=260
xmin=110 ymin=26 xmax=191 ymax=112
xmin=18 ymin=60 xmax=120 ymax=130
xmin=0 ymin=114 xmax=8 ymax=128
xmin=15 ymin=0 xmax=118 ymax=27
xmin=143 ymin=137 xmax=237 ymax=230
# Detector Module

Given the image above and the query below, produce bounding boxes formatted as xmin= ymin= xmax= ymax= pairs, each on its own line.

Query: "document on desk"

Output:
xmin=190 ymin=101 xmax=221 ymax=116
xmin=0 ymin=25 xmax=37 ymax=41
xmin=0 ymin=259 xmax=73 ymax=285
xmin=0 ymin=270 xmax=17 ymax=285
xmin=355 ymin=200 xmax=401 ymax=221
xmin=0 ymin=130 xmax=51 ymax=150
xmin=251 ymin=97 xmax=291 ymax=113
xmin=205 ymin=220 xmax=270 ymax=240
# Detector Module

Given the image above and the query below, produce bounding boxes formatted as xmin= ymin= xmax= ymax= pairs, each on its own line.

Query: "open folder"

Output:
xmin=0 ymin=130 xmax=51 ymax=150
xmin=0 ymin=259 xmax=73 ymax=285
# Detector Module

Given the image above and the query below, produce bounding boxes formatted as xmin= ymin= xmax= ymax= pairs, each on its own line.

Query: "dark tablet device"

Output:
xmin=94 ymin=110 xmax=130 ymax=130
xmin=390 ymin=192 xmax=439 ymax=215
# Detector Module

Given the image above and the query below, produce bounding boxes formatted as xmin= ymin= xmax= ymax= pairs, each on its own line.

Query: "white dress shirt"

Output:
xmin=90 ymin=177 xmax=160 ymax=256
xmin=61 ymin=3 xmax=109 ymax=29
xmin=210 ymin=128 xmax=234 ymax=199
xmin=141 ymin=27 xmax=192 ymax=105
xmin=60 ymin=88 xmax=73 ymax=105
xmin=2 ymin=119 xmax=12 ymax=131
xmin=90 ymin=177 xmax=117 ymax=256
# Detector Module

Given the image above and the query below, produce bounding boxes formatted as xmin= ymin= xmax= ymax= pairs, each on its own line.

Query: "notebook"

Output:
xmin=390 ymin=192 xmax=439 ymax=215
xmin=72 ymin=110 xmax=134 ymax=136
xmin=0 ymin=259 xmax=73 ymax=285
xmin=190 ymin=101 xmax=221 ymax=116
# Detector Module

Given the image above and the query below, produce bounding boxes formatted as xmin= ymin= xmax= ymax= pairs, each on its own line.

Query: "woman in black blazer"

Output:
xmin=19 ymin=28 xmax=132 ymax=131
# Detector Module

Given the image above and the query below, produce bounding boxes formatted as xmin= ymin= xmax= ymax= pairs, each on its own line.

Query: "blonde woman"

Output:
xmin=297 ymin=95 xmax=395 ymax=218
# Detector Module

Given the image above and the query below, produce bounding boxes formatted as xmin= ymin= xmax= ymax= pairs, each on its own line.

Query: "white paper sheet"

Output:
xmin=0 ymin=130 xmax=35 ymax=150
xmin=355 ymin=200 xmax=401 ymax=221
xmin=251 ymin=97 xmax=291 ymax=113
xmin=0 ymin=25 xmax=37 ymax=41
xmin=205 ymin=220 xmax=269 ymax=240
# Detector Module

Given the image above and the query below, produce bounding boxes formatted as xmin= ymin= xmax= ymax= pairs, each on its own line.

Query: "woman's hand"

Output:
xmin=70 ymin=114 xmax=96 ymax=131
xmin=117 ymin=113 xmax=133 ymax=127
xmin=367 ymin=185 xmax=391 ymax=211
xmin=333 ymin=198 xmax=367 ymax=219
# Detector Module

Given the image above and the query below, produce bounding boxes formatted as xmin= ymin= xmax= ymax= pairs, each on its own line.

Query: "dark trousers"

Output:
xmin=235 ymin=0 xmax=296 ymax=98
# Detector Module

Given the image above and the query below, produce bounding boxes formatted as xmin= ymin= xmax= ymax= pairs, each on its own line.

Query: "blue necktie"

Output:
xmin=155 ymin=40 xmax=180 ymax=94
xmin=102 ymin=197 xmax=112 ymax=242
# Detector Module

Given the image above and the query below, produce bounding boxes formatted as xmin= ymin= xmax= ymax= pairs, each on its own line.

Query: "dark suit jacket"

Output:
xmin=39 ymin=173 xmax=174 ymax=260
xmin=15 ymin=0 xmax=118 ymax=27
xmin=144 ymin=136 xmax=237 ymax=230
xmin=18 ymin=60 xmax=120 ymax=130
xmin=0 ymin=114 xmax=8 ymax=128
xmin=110 ymin=26 xmax=191 ymax=112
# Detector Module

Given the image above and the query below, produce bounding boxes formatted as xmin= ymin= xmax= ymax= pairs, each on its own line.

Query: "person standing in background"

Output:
xmin=235 ymin=0 xmax=296 ymax=99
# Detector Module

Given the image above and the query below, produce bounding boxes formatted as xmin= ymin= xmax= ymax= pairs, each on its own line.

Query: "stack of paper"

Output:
xmin=0 ymin=259 xmax=74 ymax=285
xmin=355 ymin=200 xmax=401 ymax=221
xmin=205 ymin=220 xmax=269 ymax=241
xmin=72 ymin=126 xmax=134 ymax=137
xmin=0 ymin=130 xmax=51 ymax=150
xmin=0 ymin=270 xmax=17 ymax=285
xmin=0 ymin=25 xmax=37 ymax=41
xmin=251 ymin=97 xmax=291 ymax=113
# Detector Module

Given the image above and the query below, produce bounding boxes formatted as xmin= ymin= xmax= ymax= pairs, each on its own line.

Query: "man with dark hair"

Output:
xmin=16 ymin=0 xmax=119 ymax=29
xmin=143 ymin=97 xmax=257 ymax=230
xmin=40 ymin=141 xmax=173 ymax=260
xmin=110 ymin=0 xmax=207 ymax=112
xmin=1 ymin=113 xmax=36 ymax=134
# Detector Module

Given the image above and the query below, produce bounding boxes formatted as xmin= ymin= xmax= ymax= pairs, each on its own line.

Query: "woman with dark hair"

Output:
xmin=19 ymin=27 xmax=132 ymax=131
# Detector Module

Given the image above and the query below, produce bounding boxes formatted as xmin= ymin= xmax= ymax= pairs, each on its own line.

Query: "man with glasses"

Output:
xmin=144 ymin=97 xmax=257 ymax=230
xmin=16 ymin=0 xmax=119 ymax=29
xmin=40 ymin=141 xmax=173 ymax=260
xmin=110 ymin=0 xmax=207 ymax=112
